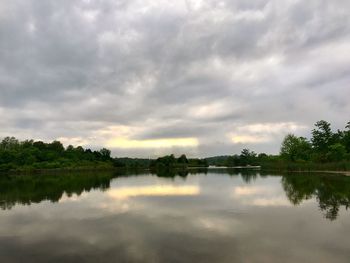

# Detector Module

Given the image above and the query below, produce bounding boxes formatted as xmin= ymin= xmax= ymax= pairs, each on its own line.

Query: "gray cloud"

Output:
xmin=0 ymin=0 xmax=349 ymax=157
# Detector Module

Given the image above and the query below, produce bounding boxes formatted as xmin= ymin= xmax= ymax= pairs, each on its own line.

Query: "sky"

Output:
xmin=0 ymin=0 xmax=349 ymax=158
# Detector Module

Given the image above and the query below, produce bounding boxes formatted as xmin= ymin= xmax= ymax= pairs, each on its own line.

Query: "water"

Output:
xmin=0 ymin=169 xmax=349 ymax=262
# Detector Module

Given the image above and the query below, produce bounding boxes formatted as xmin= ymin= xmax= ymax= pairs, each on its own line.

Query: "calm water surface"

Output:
xmin=0 ymin=169 xmax=350 ymax=262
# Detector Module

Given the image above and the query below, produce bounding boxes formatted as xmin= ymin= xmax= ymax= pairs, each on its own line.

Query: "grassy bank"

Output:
xmin=260 ymin=160 xmax=350 ymax=172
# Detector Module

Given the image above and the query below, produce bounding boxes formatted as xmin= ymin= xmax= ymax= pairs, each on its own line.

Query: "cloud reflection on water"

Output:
xmin=107 ymin=185 xmax=200 ymax=200
xmin=232 ymin=185 xmax=292 ymax=207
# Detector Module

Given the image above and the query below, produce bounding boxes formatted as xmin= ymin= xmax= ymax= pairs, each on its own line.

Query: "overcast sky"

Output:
xmin=0 ymin=0 xmax=349 ymax=157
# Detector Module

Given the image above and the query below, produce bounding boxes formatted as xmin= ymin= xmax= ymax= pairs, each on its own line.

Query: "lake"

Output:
xmin=0 ymin=169 xmax=349 ymax=262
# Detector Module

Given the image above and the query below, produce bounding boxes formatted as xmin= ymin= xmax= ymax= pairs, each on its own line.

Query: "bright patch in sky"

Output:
xmin=107 ymin=137 xmax=199 ymax=149
xmin=231 ymin=135 xmax=269 ymax=144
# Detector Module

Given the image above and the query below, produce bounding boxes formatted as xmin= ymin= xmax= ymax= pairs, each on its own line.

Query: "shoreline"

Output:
xmin=310 ymin=170 xmax=350 ymax=176
xmin=1 ymin=166 xmax=349 ymax=177
xmin=0 ymin=166 xmax=117 ymax=176
xmin=260 ymin=168 xmax=350 ymax=177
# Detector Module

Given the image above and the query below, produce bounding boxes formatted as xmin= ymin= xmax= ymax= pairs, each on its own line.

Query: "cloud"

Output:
xmin=231 ymin=135 xmax=269 ymax=144
xmin=107 ymin=137 xmax=199 ymax=149
xmin=229 ymin=122 xmax=307 ymax=144
xmin=0 ymin=0 xmax=349 ymax=157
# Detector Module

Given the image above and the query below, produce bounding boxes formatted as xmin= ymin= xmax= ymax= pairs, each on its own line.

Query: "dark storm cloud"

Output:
xmin=0 ymin=0 xmax=349 ymax=157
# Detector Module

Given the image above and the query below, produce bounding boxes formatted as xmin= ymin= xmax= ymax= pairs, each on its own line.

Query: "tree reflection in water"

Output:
xmin=282 ymin=173 xmax=350 ymax=220
xmin=0 ymin=170 xmax=349 ymax=221
xmin=0 ymin=171 xmax=115 ymax=210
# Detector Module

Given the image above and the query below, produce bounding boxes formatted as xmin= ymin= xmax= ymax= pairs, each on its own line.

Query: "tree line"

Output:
xmin=0 ymin=137 xmax=112 ymax=171
xmin=113 ymin=154 xmax=208 ymax=169
xmin=205 ymin=149 xmax=263 ymax=167
xmin=0 ymin=137 xmax=209 ymax=172
xmin=1 ymin=120 xmax=349 ymax=172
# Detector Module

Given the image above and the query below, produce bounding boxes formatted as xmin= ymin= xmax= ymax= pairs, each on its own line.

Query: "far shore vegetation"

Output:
xmin=207 ymin=120 xmax=350 ymax=172
xmin=0 ymin=120 xmax=349 ymax=173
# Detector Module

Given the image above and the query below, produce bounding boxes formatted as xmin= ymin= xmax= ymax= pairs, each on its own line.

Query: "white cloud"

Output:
xmin=107 ymin=137 xmax=199 ymax=149
xmin=229 ymin=122 xmax=307 ymax=144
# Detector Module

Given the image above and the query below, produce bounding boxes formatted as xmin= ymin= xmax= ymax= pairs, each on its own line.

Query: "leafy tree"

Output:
xmin=21 ymin=140 xmax=34 ymax=148
xmin=225 ymin=155 xmax=240 ymax=167
xmin=188 ymin=158 xmax=208 ymax=167
xmin=48 ymin=141 xmax=64 ymax=153
xmin=342 ymin=121 xmax=350 ymax=153
xmin=151 ymin=154 xmax=176 ymax=169
xmin=177 ymin=154 xmax=188 ymax=166
xmin=257 ymin=153 xmax=268 ymax=159
xmin=33 ymin=141 xmax=46 ymax=150
xmin=311 ymin=120 xmax=334 ymax=153
xmin=0 ymin=137 xmax=19 ymax=151
xmin=327 ymin=143 xmax=347 ymax=162
xmin=280 ymin=134 xmax=312 ymax=161
xmin=240 ymin=149 xmax=257 ymax=166
xmin=100 ymin=148 xmax=111 ymax=161
xmin=205 ymin=156 xmax=230 ymax=166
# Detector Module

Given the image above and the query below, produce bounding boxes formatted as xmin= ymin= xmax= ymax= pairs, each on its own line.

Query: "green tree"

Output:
xmin=152 ymin=154 xmax=176 ymax=169
xmin=99 ymin=148 xmax=111 ymax=161
xmin=240 ymin=149 xmax=257 ymax=166
xmin=0 ymin=137 xmax=19 ymax=151
xmin=342 ymin=121 xmax=350 ymax=153
xmin=177 ymin=154 xmax=188 ymax=167
xmin=327 ymin=143 xmax=346 ymax=162
xmin=280 ymin=134 xmax=312 ymax=161
xmin=48 ymin=141 xmax=64 ymax=153
xmin=225 ymin=155 xmax=240 ymax=167
xmin=311 ymin=120 xmax=333 ymax=153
